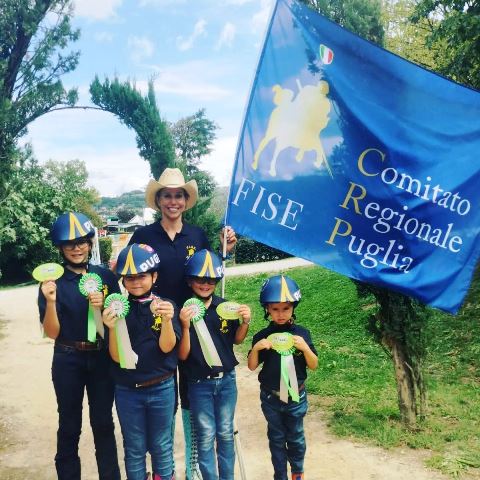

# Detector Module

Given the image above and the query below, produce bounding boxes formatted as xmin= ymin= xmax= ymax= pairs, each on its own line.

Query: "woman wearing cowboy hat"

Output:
xmin=129 ymin=167 xmax=237 ymax=480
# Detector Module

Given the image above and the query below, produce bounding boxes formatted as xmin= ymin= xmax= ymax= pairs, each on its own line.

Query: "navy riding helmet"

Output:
xmin=50 ymin=212 xmax=95 ymax=246
xmin=259 ymin=275 xmax=302 ymax=306
xmin=116 ymin=243 xmax=160 ymax=276
xmin=185 ymin=249 xmax=224 ymax=280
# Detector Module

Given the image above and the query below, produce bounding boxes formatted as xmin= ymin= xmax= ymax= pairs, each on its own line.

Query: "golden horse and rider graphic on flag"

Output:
xmin=251 ymin=44 xmax=334 ymax=178
xmin=251 ymin=78 xmax=333 ymax=178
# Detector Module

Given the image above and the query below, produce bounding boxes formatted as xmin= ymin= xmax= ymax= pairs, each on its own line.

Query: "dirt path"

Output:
xmin=0 ymin=285 xmax=451 ymax=479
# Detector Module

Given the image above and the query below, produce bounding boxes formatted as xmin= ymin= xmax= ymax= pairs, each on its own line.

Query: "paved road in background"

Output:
xmin=225 ymin=257 xmax=313 ymax=276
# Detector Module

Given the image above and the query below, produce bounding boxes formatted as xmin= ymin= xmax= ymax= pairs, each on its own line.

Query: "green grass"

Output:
xmin=224 ymin=265 xmax=480 ymax=478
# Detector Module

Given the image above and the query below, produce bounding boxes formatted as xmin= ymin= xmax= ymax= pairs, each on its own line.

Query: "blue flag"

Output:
xmin=225 ymin=0 xmax=480 ymax=313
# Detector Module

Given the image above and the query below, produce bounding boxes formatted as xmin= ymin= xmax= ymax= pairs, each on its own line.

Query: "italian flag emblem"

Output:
xmin=319 ymin=44 xmax=333 ymax=64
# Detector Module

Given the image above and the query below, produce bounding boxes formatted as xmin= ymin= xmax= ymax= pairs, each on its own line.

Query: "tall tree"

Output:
xmin=411 ymin=0 xmax=480 ymax=90
xmin=116 ymin=207 xmax=137 ymax=223
xmin=90 ymin=77 xmax=221 ymax=247
xmin=1 ymin=149 xmax=100 ymax=281
xmin=90 ymin=77 xmax=175 ymax=178
xmin=383 ymin=0 xmax=438 ymax=70
xmin=0 ymin=0 xmax=79 ymax=203
xmin=170 ymin=110 xmax=220 ymax=248
xmin=300 ymin=0 xmax=385 ymax=44
xmin=170 ymin=108 xmax=218 ymax=175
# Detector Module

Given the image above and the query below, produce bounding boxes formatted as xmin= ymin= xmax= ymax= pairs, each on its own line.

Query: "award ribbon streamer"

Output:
xmin=79 ymin=273 xmax=103 ymax=341
xmin=268 ymin=332 xmax=300 ymax=403
xmin=280 ymin=354 xmax=300 ymax=403
xmin=104 ymin=294 xmax=138 ymax=369
xmin=184 ymin=298 xmax=222 ymax=368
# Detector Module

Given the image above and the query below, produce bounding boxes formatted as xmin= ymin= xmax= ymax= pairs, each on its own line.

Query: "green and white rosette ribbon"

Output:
xmin=268 ymin=332 xmax=300 ymax=403
xmin=79 ymin=272 xmax=104 ymax=341
xmin=184 ymin=298 xmax=222 ymax=368
xmin=104 ymin=293 xmax=138 ymax=370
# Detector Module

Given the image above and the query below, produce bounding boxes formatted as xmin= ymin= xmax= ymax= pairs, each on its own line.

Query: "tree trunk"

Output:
xmin=389 ymin=335 xmax=417 ymax=428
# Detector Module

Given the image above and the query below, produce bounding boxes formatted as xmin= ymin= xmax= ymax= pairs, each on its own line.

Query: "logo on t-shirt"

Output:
xmin=186 ymin=245 xmax=196 ymax=260
xmin=151 ymin=315 xmax=162 ymax=331
xmin=220 ymin=318 xmax=229 ymax=334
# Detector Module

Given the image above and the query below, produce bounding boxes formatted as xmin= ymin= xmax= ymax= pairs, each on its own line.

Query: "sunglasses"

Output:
xmin=191 ymin=277 xmax=218 ymax=285
xmin=63 ymin=238 xmax=90 ymax=251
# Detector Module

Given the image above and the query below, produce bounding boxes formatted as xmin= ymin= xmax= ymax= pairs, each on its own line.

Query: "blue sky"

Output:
xmin=24 ymin=0 xmax=274 ymax=196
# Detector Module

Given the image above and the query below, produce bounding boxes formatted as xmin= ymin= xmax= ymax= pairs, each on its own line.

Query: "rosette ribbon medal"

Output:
xmin=184 ymin=298 xmax=222 ymax=367
xmin=32 ymin=263 xmax=64 ymax=283
xmin=104 ymin=293 xmax=138 ymax=369
xmin=267 ymin=332 xmax=300 ymax=403
xmin=79 ymin=272 xmax=105 ymax=341
xmin=216 ymin=301 xmax=241 ymax=320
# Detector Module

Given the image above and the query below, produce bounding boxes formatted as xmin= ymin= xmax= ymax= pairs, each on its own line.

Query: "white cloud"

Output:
xmin=252 ymin=0 xmax=274 ymax=33
xmin=22 ymin=108 xmax=152 ymax=196
xmin=85 ymin=149 xmax=151 ymax=197
xmin=176 ymin=19 xmax=207 ymax=51
xmin=138 ymin=60 xmax=232 ymax=102
xmin=200 ymin=135 xmax=238 ymax=187
xmin=216 ymin=22 xmax=236 ymax=50
xmin=94 ymin=31 xmax=114 ymax=43
xmin=128 ymin=35 xmax=155 ymax=63
xmin=73 ymin=0 xmax=122 ymax=21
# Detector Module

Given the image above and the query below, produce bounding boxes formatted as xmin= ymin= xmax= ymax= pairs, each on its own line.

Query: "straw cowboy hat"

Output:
xmin=145 ymin=168 xmax=198 ymax=211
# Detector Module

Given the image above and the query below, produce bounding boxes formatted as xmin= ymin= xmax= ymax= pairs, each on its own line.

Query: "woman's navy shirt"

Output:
xmin=251 ymin=321 xmax=317 ymax=391
xmin=129 ymin=221 xmax=210 ymax=306
xmin=38 ymin=264 xmax=120 ymax=343
xmin=107 ymin=298 xmax=182 ymax=387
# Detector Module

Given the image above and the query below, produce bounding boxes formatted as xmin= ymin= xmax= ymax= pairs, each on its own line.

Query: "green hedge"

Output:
xmin=234 ymin=237 xmax=291 ymax=264
xmin=99 ymin=237 xmax=113 ymax=264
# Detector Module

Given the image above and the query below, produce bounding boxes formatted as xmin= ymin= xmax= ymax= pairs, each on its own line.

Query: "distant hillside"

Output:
xmin=96 ymin=187 xmax=229 ymax=219
xmin=96 ymin=190 xmax=145 ymax=215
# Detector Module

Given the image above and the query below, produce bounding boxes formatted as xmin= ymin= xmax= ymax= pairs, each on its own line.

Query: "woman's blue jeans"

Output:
xmin=188 ymin=370 xmax=237 ymax=480
xmin=260 ymin=389 xmax=308 ymax=480
xmin=115 ymin=376 xmax=175 ymax=480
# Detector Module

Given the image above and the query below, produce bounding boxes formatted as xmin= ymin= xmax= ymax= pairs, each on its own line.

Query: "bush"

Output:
xmin=234 ymin=237 xmax=291 ymax=264
xmin=99 ymin=237 xmax=113 ymax=264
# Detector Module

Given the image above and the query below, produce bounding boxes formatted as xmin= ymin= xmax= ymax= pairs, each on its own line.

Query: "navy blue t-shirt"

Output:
xmin=38 ymin=264 xmax=120 ymax=343
xmin=129 ymin=221 xmax=210 ymax=306
xmin=182 ymin=295 xmax=240 ymax=381
xmin=251 ymin=321 xmax=317 ymax=391
xmin=107 ymin=297 xmax=182 ymax=387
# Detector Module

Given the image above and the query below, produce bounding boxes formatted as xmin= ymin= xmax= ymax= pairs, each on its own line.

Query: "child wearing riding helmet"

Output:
xmin=102 ymin=243 xmax=181 ymax=480
xmin=178 ymin=249 xmax=251 ymax=480
xmin=247 ymin=275 xmax=318 ymax=480
xmin=38 ymin=212 xmax=120 ymax=480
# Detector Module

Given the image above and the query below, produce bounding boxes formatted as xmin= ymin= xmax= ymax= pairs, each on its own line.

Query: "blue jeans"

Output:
xmin=260 ymin=389 xmax=308 ymax=480
xmin=188 ymin=370 xmax=237 ymax=480
xmin=115 ymin=376 xmax=175 ymax=480
xmin=51 ymin=345 xmax=120 ymax=480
